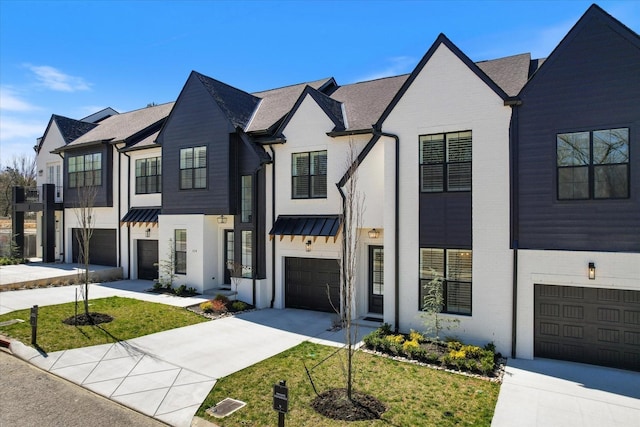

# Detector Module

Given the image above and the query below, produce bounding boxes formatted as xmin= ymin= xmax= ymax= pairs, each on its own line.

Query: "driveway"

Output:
xmin=492 ymin=357 xmax=640 ymax=427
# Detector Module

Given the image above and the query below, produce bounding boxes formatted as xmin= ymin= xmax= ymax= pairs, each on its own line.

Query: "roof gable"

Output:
xmin=520 ymin=4 xmax=640 ymax=95
xmin=37 ymin=115 xmax=97 ymax=153
xmin=275 ymin=86 xmax=345 ymax=136
xmin=194 ymin=71 xmax=260 ymax=130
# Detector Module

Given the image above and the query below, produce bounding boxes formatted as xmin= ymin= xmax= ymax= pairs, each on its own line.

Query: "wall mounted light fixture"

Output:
xmin=217 ymin=215 xmax=227 ymax=224
xmin=305 ymin=240 xmax=312 ymax=252
xmin=368 ymin=228 xmax=380 ymax=239
xmin=145 ymin=228 xmax=151 ymax=238
xmin=588 ymin=262 xmax=596 ymax=280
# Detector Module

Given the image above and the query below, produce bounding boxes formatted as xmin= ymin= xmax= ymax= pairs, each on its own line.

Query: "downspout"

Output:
xmin=251 ymin=163 xmax=264 ymax=307
xmin=268 ymin=146 xmax=277 ymax=308
xmin=122 ymin=150 xmax=132 ymax=280
xmin=505 ymin=97 xmax=522 ymax=359
xmin=337 ymin=185 xmax=347 ymax=317
xmin=117 ymin=147 xmax=123 ymax=274
xmin=372 ymin=127 xmax=400 ymax=332
xmin=56 ymin=152 xmax=66 ymax=262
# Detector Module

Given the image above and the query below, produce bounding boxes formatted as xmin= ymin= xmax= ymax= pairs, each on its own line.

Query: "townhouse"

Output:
xmin=17 ymin=4 xmax=638 ymax=371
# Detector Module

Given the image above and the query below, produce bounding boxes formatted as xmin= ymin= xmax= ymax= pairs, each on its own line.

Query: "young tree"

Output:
xmin=156 ymin=238 xmax=178 ymax=289
xmin=227 ymin=261 xmax=245 ymax=299
xmin=422 ymin=269 xmax=459 ymax=341
xmin=74 ymin=184 xmax=97 ymax=317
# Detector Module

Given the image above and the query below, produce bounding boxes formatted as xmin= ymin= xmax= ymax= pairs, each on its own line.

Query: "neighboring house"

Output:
xmin=512 ymin=5 xmax=640 ymax=370
xmin=15 ymin=3 xmax=638 ymax=372
xmin=51 ymin=103 xmax=173 ymax=278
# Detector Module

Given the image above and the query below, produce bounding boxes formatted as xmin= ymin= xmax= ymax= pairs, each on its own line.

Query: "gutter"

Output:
xmin=121 ymin=150 xmax=132 ymax=279
xmin=268 ymin=145 xmax=277 ymax=308
xmin=508 ymin=99 xmax=521 ymax=359
xmin=326 ymin=128 xmax=374 ymax=138
xmin=371 ymin=127 xmax=401 ymax=332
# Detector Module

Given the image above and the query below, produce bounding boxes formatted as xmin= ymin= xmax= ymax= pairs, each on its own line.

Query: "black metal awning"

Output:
xmin=269 ymin=215 xmax=342 ymax=242
xmin=120 ymin=207 xmax=160 ymax=226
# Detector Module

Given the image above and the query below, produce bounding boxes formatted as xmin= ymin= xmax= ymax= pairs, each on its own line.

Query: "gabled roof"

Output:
xmin=330 ymin=75 xmax=409 ymax=131
xmin=247 ymin=77 xmax=337 ymax=133
xmin=520 ymin=4 xmax=640 ymax=95
xmin=194 ymin=71 xmax=261 ymax=129
xmin=36 ymin=115 xmax=97 ymax=153
xmin=476 ymin=53 xmax=532 ymax=97
xmin=58 ymin=102 xmax=174 ymax=151
xmin=274 ymin=86 xmax=346 ymax=136
xmin=80 ymin=107 xmax=119 ymax=124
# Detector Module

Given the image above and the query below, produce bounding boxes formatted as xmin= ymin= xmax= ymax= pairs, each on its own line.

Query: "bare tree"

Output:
xmin=74 ymin=184 xmax=97 ymax=317
xmin=0 ymin=154 xmax=36 ymax=217
xmin=338 ymin=139 xmax=365 ymax=400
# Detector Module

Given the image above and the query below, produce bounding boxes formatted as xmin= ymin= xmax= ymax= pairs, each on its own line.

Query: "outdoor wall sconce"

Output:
xmin=145 ymin=228 xmax=151 ymax=238
xmin=217 ymin=215 xmax=227 ymax=224
xmin=588 ymin=262 xmax=596 ymax=280
xmin=368 ymin=228 xmax=380 ymax=239
xmin=305 ymin=240 xmax=312 ymax=252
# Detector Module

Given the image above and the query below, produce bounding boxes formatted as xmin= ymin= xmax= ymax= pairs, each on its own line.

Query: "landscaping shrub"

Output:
xmin=200 ymin=300 xmax=214 ymax=313
xmin=231 ymin=301 xmax=248 ymax=311
xmin=210 ymin=299 xmax=227 ymax=312
xmin=213 ymin=294 xmax=229 ymax=304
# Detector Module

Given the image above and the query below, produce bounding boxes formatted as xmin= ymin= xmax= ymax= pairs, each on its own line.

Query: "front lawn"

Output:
xmin=0 ymin=296 xmax=208 ymax=352
xmin=197 ymin=341 xmax=499 ymax=426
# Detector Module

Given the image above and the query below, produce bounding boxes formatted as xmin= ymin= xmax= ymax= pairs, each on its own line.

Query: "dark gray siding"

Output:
xmin=63 ymin=144 xmax=113 ymax=208
xmin=160 ymin=74 xmax=236 ymax=215
xmin=517 ymin=14 xmax=640 ymax=252
xmin=419 ymin=193 xmax=472 ymax=248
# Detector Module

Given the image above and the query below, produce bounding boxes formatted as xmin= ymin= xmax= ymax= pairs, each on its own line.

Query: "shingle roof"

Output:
xmin=476 ymin=53 xmax=532 ymax=97
xmin=66 ymin=102 xmax=174 ymax=147
xmin=247 ymin=78 xmax=336 ymax=133
xmin=331 ymin=75 xmax=409 ymax=131
xmin=53 ymin=115 xmax=98 ymax=144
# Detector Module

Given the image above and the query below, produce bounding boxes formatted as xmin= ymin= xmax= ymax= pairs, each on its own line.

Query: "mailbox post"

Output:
xmin=30 ymin=305 xmax=38 ymax=345
xmin=273 ymin=380 xmax=288 ymax=427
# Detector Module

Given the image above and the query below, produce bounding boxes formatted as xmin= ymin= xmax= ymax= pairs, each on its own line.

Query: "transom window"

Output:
xmin=68 ymin=153 xmax=102 ymax=188
xmin=174 ymin=229 xmax=187 ymax=275
xmin=419 ymin=248 xmax=472 ymax=315
xmin=180 ymin=146 xmax=207 ymax=189
xmin=419 ymin=131 xmax=471 ymax=192
xmin=292 ymin=150 xmax=327 ymax=199
xmin=135 ymin=157 xmax=161 ymax=194
xmin=557 ymin=128 xmax=629 ymax=200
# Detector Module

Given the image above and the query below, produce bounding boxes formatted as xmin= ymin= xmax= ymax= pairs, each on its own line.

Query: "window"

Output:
xmin=175 ymin=229 xmax=187 ymax=274
xmin=241 ymin=175 xmax=252 ymax=223
xmin=419 ymin=131 xmax=471 ymax=192
xmin=135 ymin=157 xmax=162 ymax=194
xmin=180 ymin=146 xmax=207 ymax=189
xmin=292 ymin=150 xmax=327 ymax=198
xmin=557 ymin=128 xmax=629 ymax=200
xmin=68 ymin=153 xmax=102 ymax=188
xmin=241 ymin=230 xmax=252 ymax=278
xmin=419 ymin=248 xmax=472 ymax=315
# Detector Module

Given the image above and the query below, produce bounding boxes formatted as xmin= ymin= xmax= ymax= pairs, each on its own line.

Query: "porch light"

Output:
xmin=145 ymin=228 xmax=151 ymax=238
xmin=368 ymin=228 xmax=380 ymax=239
xmin=305 ymin=240 xmax=312 ymax=252
xmin=217 ymin=215 xmax=227 ymax=224
xmin=588 ymin=262 xmax=596 ymax=280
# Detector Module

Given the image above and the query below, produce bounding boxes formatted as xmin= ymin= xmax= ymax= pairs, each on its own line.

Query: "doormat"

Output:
xmin=363 ymin=317 xmax=383 ymax=322
xmin=206 ymin=398 xmax=246 ymax=418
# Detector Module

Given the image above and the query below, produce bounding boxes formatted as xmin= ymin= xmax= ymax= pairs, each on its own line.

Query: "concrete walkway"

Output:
xmin=492 ymin=357 xmax=640 ymax=427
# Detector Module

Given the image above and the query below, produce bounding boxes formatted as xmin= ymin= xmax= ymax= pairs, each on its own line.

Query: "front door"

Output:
xmin=369 ymin=246 xmax=384 ymax=314
xmin=224 ymin=230 xmax=234 ymax=285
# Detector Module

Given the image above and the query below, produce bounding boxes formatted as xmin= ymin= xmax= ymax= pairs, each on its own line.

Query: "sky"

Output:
xmin=1 ymin=0 xmax=638 ymax=165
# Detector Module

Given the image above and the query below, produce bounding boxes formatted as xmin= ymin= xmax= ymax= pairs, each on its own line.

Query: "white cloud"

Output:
xmin=0 ymin=86 xmax=39 ymax=112
xmin=0 ymin=115 xmax=45 ymax=143
xmin=356 ymin=56 xmax=417 ymax=82
xmin=26 ymin=64 xmax=91 ymax=92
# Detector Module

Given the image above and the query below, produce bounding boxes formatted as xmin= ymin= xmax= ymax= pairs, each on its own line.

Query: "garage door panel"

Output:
xmin=72 ymin=228 xmax=116 ymax=267
xmin=285 ymin=257 xmax=340 ymax=313
xmin=535 ymin=284 xmax=640 ymax=371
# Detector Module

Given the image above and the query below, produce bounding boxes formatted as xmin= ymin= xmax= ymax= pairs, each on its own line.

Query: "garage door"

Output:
xmin=137 ymin=240 xmax=158 ymax=280
xmin=535 ymin=284 xmax=640 ymax=371
xmin=72 ymin=228 xmax=117 ymax=267
xmin=285 ymin=257 xmax=340 ymax=312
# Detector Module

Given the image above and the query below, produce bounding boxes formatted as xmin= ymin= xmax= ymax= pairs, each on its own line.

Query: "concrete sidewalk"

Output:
xmin=492 ymin=358 xmax=640 ymax=427
xmin=0 ymin=262 xmax=121 ymax=287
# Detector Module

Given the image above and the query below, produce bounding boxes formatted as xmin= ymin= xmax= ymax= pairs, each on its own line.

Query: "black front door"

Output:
xmin=224 ymin=230 xmax=234 ymax=285
xmin=369 ymin=246 xmax=384 ymax=314
xmin=137 ymin=240 xmax=158 ymax=280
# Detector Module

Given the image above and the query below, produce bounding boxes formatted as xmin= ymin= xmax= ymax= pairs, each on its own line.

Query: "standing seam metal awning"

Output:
xmin=269 ymin=215 xmax=342 ymax=242
xmin=120 ymin=207 xmax=161 ymax=226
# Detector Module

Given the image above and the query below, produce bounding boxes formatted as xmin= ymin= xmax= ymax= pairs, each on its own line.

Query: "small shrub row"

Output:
xmin=152 ymin=281 xmax=198 ymax=297
xmin=199 ymin=295 xmax=251 ymax=314
xmin=363 ymin=324 xmax=497 ymax=375
xmin=0 ymin=257 xmax=25 ymax=265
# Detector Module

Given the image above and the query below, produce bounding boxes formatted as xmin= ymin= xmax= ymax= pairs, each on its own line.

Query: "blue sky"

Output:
xmin=1 ymin=0 xmax=638 ymax=165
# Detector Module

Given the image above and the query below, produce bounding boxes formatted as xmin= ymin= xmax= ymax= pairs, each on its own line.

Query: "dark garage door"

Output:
xmin=535 ymin=284 xmax=640 ymax=371
xmin=285 ymin=257 xmax=340 ymax=312
xmin=72 ymin=228 xmax=117 ymax=267
xmin=137 ymin=240 xmax=158 ymax=280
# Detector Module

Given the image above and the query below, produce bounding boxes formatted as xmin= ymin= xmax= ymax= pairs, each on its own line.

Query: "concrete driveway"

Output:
xmin=492 ymin=357 xmax=640 ymax=427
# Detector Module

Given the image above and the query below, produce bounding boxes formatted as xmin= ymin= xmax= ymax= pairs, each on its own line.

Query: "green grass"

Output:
xmin=197 ymin=342 xmax=499 ymax=427
xmin=0 ymin=296 xmax=208 ymax=352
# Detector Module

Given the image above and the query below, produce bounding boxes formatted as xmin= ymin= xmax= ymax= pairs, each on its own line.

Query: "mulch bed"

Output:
xmin=311 ymin=388 xmax=386 ymax=421
xmin=186 ymin=301 xmax=255 ymax=320
xmin=62 ymin=312 xmax=114 ymax=326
